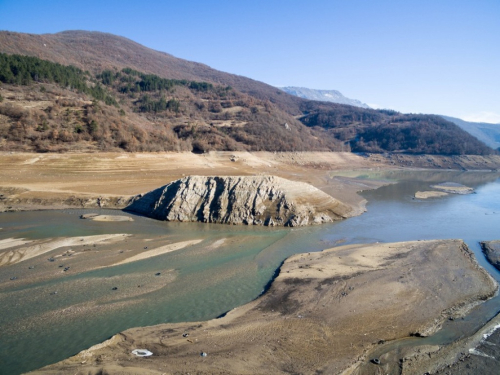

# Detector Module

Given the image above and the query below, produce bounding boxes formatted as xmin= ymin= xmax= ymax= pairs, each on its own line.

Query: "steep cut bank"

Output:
xmin=126 ymin=175 xmax=351 ymax=226
xmin=481 ymin=240 xmax=500 ymax=271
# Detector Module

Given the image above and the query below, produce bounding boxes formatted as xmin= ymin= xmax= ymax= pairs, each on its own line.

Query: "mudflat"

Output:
xmin=28 ymin=239 xmax=496 ymax=375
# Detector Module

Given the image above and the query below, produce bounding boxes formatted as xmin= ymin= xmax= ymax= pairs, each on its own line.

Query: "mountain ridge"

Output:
xmin=440 ymin=115 xmax=500 ymax=150
xmin=0 ymin=30 xmax=306 ymax=115
xmin=279 ymin=86 xmax=370 ymax=108
xmin=0 ymin=30 xmax=495 ymax=156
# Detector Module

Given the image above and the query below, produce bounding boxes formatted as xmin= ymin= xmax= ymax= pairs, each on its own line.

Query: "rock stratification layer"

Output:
xmin=127 ymin=175 xmax=351 ymax=226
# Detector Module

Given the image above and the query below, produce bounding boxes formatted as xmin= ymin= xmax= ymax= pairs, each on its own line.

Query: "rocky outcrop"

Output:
xmin=280 ymin=86 xmax=370 ymax=108
xmin=126 ymin=176 xmax=351 ymax=226
xmin=481 ymin=240 xmax=500 ymax=271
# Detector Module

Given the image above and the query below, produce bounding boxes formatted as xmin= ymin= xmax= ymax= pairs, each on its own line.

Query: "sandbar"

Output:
xmin=80 ymin=213 xmax=134 ymax=222
xmin=415 ymin=190 xmax=449 ymax=199
xmin=29 ymin=239 xmax=496 ymax=374
xmin=431 ymin=182 xmax=474 ymax=194
xmin=0 ymin=234 xmax=129 ymax=267
xmin=111 ymin=239 xmax=203 ymax=266
xmin=0 ymin=237 xmax=32 ymax=251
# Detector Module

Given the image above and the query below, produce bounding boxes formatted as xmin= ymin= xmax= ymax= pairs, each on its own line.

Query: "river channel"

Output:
xmin=1 ymin=170 xmax=500 ymax=374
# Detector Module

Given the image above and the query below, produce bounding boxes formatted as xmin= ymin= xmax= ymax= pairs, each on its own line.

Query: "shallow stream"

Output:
xmin=1 ymin=170 xmax=500 ymax=374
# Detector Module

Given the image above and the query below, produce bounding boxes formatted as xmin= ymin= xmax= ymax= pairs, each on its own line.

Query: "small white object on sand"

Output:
xmin=132 ymin=349 xmax=153 ymax=357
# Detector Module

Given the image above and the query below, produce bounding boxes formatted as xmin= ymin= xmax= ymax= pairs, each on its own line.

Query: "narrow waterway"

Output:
xmin=0 ymin=170 xmax=499 ymax=375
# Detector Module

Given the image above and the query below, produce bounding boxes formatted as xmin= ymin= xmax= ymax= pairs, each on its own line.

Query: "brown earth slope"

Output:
xmin=0 ymin=30 xmax=305 ymax=115
xmin=0 ymin=30 xmax=495 ymax=155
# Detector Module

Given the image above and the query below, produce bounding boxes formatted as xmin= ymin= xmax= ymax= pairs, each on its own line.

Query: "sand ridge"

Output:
xmin=111 ymin=239 xmax=203 ymax=266
xmin=0 ymin=237 xmax=33 ymax=251
xmin=0 ymin=234 xmax=130 ymax=267
xmin=415 ymin=191 xmax=449 ymax=199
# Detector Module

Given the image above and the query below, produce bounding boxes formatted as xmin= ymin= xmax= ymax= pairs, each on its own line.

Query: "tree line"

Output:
xmin=0 ymin=53 xmax=117 ymax=106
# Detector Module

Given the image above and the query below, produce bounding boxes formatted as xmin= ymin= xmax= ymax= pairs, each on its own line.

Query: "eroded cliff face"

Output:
xmin=126 ymin=176 xmax=351 ymax=226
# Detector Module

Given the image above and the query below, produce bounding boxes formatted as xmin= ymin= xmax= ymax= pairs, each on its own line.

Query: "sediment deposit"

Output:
xmin=29 ymin=239 xmax=496 ymax=375
xmin=127 ymin=175 xmax=352 ymax=226
xmin=431 ymin=182 xmax=474 ymax=194
xmin=415 ymin=191 xmax=449 ymax=199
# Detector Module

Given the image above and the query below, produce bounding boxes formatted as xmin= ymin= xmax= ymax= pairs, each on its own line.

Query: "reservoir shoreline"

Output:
xmin=1 ymin=151 xmax=500 ymax=374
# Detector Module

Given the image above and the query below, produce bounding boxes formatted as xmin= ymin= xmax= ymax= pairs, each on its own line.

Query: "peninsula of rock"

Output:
xmin=126 ymin=175 xmax=352 ymax=226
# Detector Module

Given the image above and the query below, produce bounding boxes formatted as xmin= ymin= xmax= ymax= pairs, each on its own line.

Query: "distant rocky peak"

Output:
xmin=280 ymin=86 xmax=370 ymax=108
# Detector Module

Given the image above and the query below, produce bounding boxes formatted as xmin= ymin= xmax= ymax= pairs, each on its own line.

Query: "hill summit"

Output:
xmin=0 ymin=30 xmax=495 ymax=155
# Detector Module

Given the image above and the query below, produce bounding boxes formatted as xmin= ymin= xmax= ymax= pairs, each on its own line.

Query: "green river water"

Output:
xmin=1 ymin=170 xmax=500 ymax=374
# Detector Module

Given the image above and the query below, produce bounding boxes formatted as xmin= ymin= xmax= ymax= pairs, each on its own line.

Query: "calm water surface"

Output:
xmin=1 ymin=170 xmax=499 ymax=374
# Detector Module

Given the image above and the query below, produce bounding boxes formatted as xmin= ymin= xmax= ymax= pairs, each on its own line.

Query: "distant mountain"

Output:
xmin=440 ymin=116 xmax=500 ymax=150
xmin=0 ymin=30 xmax=495 ymax=155
xmin=279 ymin=87 xmax=370 ymax=108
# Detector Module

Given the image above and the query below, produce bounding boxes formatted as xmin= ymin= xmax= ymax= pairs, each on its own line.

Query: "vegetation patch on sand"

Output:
xmin=29 ymin=239 xmax=496 ymax=375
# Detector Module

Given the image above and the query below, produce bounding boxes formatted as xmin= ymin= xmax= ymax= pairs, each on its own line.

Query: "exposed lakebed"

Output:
xmin=1 ymin=170 xmax=500 ymax=374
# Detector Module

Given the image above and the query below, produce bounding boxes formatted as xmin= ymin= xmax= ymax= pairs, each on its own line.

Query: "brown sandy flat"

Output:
xmin=430 ymin=182 xmax=474 ymax=194
xmin=1 ymin=152 xmax=499 ymax=215
xmin=110 ymin=239 xmax=203 ymax=266
xmin=0 ymin=151 xmax=386 ymax=214
xmin=0 ymin=234 xmax=129 ymax=267
xmin=415 ymin=191 xmax=449 ymax=199
xmin=80 ymin=214 xmax=134 ymax=222
xmin=28 ymin=239 xmax=496 ymax=375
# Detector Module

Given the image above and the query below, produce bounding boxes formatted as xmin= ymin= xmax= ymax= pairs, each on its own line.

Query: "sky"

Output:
xmin=1 ymin=0 xmax=499 ymax=123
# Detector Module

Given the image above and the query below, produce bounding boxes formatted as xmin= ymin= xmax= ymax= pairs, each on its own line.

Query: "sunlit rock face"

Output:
xmin=127 ymin=175 xmax=351 ymax=226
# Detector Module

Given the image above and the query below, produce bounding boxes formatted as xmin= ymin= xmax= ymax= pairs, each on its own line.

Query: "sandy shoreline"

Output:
xmin=27 ymin=239 xmax=497 ymax=375
xmin=1 ymin=151 xmax=500 ymax=373
xmin=1 ymin=152 xmax=499 ymax=215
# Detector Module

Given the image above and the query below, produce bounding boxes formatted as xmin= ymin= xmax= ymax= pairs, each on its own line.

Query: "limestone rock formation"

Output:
xmin=126 ymin=176 xmax=351 ymax=226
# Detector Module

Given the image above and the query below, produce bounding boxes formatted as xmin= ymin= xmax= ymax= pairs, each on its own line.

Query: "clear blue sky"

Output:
xmin=1 ymin=0 xmax=499 ymax=122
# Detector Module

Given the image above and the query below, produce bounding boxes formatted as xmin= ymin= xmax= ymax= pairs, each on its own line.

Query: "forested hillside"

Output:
xmin=299 ymin=103 xmax=493 ymax=155
xmin=0 ymin=31 xmax=495 ymax=155
xmin=0 ymin=53 xmax=341 ymax=152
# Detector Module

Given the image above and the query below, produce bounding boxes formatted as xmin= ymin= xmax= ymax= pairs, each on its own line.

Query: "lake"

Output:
xmin=1 ymin=170 xmax=499 ymax=374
